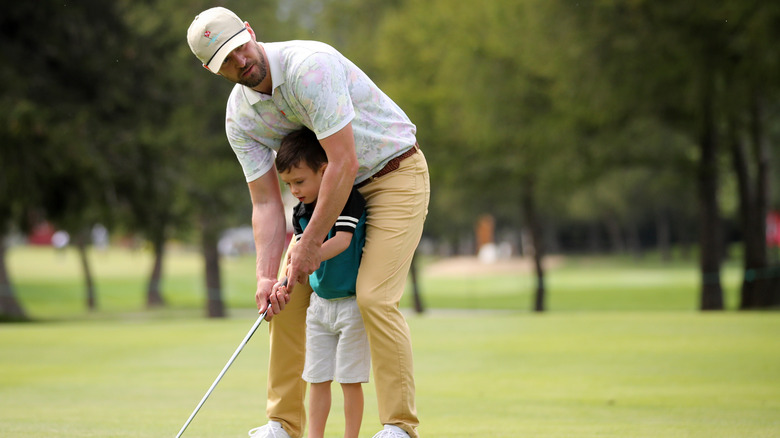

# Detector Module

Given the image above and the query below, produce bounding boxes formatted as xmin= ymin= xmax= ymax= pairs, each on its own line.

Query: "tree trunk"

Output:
xmin=730 ymin=116 xmax=758 ymax=308
xmin=521 ymin=175 xmax=545 ymax=312
xmin=201 ymin=214 xmax=225 ymax=318
xmin=146 ymin=234 xmax=166 ymax=308
xmin=75 ymin=229 xmax=97 ymax=311
xmin=744 ymin=93 xmax=771 ymax=307
xmin=0 ymin=236 xmax=27 ymax=321
xmin=697 ymin=84 xmax=724 ymax=310
xmin=728 ymin=92 xmax=773 ymax=309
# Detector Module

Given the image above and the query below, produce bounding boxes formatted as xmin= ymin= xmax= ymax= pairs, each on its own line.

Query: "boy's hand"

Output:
xmin=258 ymin=277 xmax=290 ymax=321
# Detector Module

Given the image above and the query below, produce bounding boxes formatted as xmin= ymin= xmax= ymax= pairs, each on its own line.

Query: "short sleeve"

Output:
xmin=225 ymin=85 xmax=284 ymax=182
xmin=289 ymin=52 xmax=356 ymax=139
xmin=334 ymin=188 xmax=366 ymax=234
xmin=292 ymin=203 xmax=306 ymax=237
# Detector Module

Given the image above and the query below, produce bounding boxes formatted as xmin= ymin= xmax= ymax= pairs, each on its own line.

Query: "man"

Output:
xmin=186 ymin=7 xmax=429 ymax=438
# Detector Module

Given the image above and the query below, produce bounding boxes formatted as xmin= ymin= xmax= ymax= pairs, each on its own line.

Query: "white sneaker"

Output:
xmin=248 ymin=421 xmax=291 ymax=438
xmin=372 ymin=424 xmax=410 ymax=438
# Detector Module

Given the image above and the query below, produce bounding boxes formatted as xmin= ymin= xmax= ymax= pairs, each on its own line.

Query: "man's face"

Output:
xmin=218 ymin=41 xmax=267 ymax=88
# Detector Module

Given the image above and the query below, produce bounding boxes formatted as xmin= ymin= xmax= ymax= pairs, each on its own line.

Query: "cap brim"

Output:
xmin=205 ymin=28 xmax=252 ymax=74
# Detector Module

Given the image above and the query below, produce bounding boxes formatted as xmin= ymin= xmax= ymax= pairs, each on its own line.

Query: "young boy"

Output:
xmin=274 ymin=128 xmax=370 ymax=438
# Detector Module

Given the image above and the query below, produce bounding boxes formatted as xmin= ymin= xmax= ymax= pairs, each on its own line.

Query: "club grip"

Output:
xmin=259 ymin=277 xmax=288 ymax=316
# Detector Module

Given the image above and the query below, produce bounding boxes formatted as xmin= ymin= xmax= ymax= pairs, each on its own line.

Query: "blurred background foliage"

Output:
xmin=1 ymin=0 xmax=779 ymax=319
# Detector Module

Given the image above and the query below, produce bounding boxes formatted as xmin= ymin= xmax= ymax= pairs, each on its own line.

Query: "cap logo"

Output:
xmin=203 ymin=30 xmax=223 ymax=47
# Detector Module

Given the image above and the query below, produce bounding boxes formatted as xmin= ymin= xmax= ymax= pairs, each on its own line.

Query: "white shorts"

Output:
xmin=302 ymin=293 xmax=370 ymax=384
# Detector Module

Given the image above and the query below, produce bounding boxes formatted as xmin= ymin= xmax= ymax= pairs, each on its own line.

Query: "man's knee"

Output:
xmin=356 ymin=287 xmax=381 ymax=313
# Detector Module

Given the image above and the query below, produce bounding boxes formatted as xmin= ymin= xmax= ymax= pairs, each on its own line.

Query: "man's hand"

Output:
xmin=286 ymin=236 xmax=322 ymax=296
xmin=256 ymin=277 xmax=290 ymax=321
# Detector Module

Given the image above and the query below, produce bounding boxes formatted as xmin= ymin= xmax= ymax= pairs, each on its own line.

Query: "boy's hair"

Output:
xmin=275 ymin=128 xmax=328 ymax=174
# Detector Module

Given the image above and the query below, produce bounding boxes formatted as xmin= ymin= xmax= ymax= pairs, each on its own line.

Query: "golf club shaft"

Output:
xmin=175 ymin=278 xmax=286 ymax=437
xmin=175 ymin=308 xmax=268 ymax=438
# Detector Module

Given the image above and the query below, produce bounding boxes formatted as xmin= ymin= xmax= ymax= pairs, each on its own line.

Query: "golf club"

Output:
xmin=175 ymin=278 xmax=287 ymax=438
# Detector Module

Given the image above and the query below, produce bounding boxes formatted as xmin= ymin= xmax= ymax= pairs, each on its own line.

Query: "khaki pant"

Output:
xmin=267 ymin=149 xmax=430 ymax=438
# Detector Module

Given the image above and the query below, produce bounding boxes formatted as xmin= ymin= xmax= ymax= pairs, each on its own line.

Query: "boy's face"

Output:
xmin=279 ymin=163 xmax=327 ymax=205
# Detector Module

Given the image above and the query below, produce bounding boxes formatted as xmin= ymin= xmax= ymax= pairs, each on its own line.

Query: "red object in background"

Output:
xmin=28 ymin=222 xmax=55 ymax=245
xmin=767 ymin=212 xmax=780 ymax=247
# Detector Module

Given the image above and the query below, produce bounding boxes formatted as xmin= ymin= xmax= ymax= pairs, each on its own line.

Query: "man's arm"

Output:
xmin=248 ymin=169 xmax=289 ymax=319
xmin=286 ymin=123 xmax=359 ymax=291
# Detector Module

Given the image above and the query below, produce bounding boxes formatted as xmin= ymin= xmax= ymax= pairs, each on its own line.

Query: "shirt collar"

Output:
xmin=241 ymin=42 xmax=284 ymax=106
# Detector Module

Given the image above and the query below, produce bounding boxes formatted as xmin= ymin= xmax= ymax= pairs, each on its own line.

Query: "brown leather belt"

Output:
xmin=356 ymin=143 xmax=419 ymax=188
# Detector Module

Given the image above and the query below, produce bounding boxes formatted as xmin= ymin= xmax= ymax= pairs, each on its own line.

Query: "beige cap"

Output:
xmin=187 ymin=7 xmax=252 ymax=74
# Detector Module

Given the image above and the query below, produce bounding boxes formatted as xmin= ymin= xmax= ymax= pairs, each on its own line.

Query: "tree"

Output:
xmin=558 ymin=1 xmax=780 ymax=310
xmin=0 ymin=1 xmax=137 ymax=316
xmin=718 ymin=3 xmax=780 ymax=309
xmin=160 ymin=0 xmax=287 ymax=317
xmin=372 ymin=0 xmax=583 ymax=311
xmin=36 ymin=0 xmax=184 ymax=312
xmin=116 ymin=0 xmax=198 ymax=309
xmin=0 ymin=101 xmax=42 ymax=320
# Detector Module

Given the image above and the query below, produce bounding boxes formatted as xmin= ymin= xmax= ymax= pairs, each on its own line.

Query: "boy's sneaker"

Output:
xmin=372 ymin=424 xmax=410 ymax=438
xmin=248 ymin=421 xmax=290 ymax=438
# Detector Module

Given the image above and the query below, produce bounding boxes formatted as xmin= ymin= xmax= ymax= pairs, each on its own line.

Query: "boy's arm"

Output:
xmin=277 ymin=231 xmax=351 ymax=296
xmin=320 ymin=231 xmax=352 ymax=261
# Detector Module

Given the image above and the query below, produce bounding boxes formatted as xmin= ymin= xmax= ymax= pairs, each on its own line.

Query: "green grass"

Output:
xmin=412 ymin=255 xmax=743 ymax=313
xmin=6 ymin=246 xmax=744 ymax=319
xmin=2 ymin=246 xmax=777 ymax=437
xmin=1 ymin=312 xmax=778 ymax=437
xmin=6 ymin=246 xmax=260 ymax=319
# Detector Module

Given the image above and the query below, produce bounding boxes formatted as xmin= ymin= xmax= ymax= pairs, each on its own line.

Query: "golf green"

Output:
xmin=1 ymin=311 xmax=777 ymax=437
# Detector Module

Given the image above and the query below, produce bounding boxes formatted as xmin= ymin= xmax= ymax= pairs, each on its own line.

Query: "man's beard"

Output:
xmin=238 ymin=59 xmax=266 ymax=88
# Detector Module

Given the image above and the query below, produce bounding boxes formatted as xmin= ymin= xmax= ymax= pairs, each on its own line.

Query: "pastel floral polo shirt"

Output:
xmin=225 ymin=40 xmax=417 ymax=184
